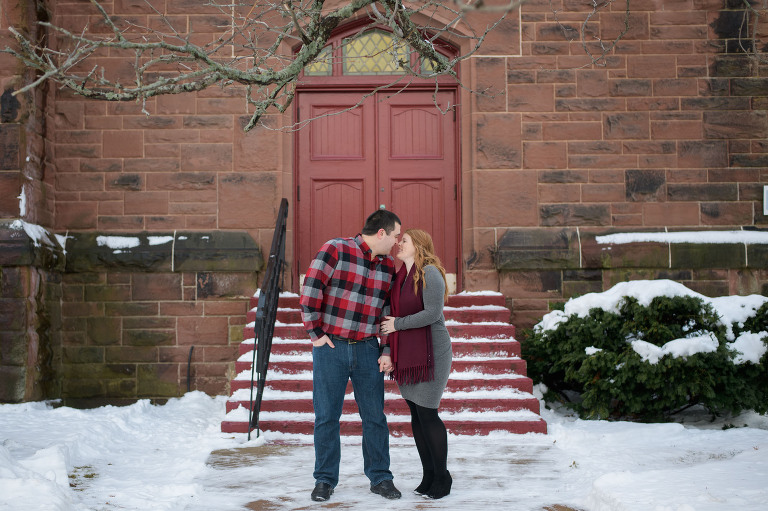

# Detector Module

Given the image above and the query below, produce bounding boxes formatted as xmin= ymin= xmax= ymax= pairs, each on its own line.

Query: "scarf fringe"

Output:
xmin=391 ymin=363 xmax=435 ymax=386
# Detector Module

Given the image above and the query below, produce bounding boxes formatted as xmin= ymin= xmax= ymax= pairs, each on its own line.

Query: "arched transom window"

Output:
xmin=304 ymin=28 xmax=447 ymax=77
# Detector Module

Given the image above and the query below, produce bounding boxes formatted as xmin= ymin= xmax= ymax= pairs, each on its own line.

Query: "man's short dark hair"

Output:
xmin=361 ymin=209 xmax=401 ymax=235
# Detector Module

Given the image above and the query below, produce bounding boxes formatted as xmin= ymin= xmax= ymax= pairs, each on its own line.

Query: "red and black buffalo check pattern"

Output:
xmin=300 ymin=234 xmax=395 ymax=342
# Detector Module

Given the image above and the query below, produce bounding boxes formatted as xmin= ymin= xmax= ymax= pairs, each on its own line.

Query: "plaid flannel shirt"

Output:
xmin=300 ymin=234 xmax=395 ymax=342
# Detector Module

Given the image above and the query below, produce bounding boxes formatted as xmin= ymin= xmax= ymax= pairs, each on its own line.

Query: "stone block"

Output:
xmin=62 ymin=379 xmax=105 ymax=399
xmin=671 ymin=243 xmax=746 ymax=269
xmin=667 ymin=183 xmax=737 ymax=202
xmin=63 ymin=363 xmax=136 ymax=380
xmin=701 ymin=202 xmax=753 ymax=225
xmin=523 ymin=142 xmax=567 ymax=169
xmin=731 ymin=78 xmax=768 ymax=97
xmin=104 ymin=173 xmax=144 ymax=192
xmin=174 ymin=231 xmax=264 ymax=272
xmin=124 ymin=329 xmax=175 ymax=347
xmin=747 ymin=244 xmax=768 ymax=269
xmin=218 ymin=173 xmax=278 ymax=229
xmin=604 ymin=112 xmax=651 ymax=140
xmin=625 ymin=169 xmax=666 ymax=202
xmin=730 ymin=154 xmax=768 ymax=168
xmin=0 ymin=172 xmax=21 ymax=216
xmin=62 ymin=347 xmax=104 ymax=364
xmin=132 ymin=273 xmax=182 ymax=300
xmin=581 ymin=229 xmax=669 ymax=269
xmin=475 ymin=114 xmax=522 ymax=169
xmin=106 ymin=346 xmax=158 ymax=363
xmin=539 ymin=204 xmax=611 ymax=226
xmin=642 ymin=203 xmax=700 ymax=225
xmin=84 ymin=284 xmax=132 ymax=302
xmin=499 ymin=270 xmax=562 ymax=298
xmin=177 ymin=315 xmax=229 ymax=345
xmin=704 ymin=111 xmax=768 ymax=139
xmin=0 ymin=123 xmax=20 ymax=170
xmin=86 ymin=317 xmax=122 ymax=346
xmin=495 ymin=228 xmax=579 ymax=270
xmin=473 ymin=170 xmax=538 ymax=227
xmin=508 ymin=84 xmax=554 ymax=112
xmin=538 ymin=170 xmax=588 ymax=183
xmin=181 ymin=143 xmax=232 ymax=172
xmin=102 ymin=130 xmax=143 ymax=158
xmin=145 ymin=172 xmax=216 ymax=191
xmin=194 ymin=272 xmax=259 ymax=300
xmin=103 ymin=379 xmax=137 ymax=399
xmin=556 ymin=98 xmax=625 ymax=112
xmin=563 ymin=279 xmax=603 ymax=299
xmin=0 ymin=366 xmax=25 ymax=402
xmin=0 ymin=330 xmax=27 ymax=365
xmin=137 ymin=364 xmax=180 ymax=397
xmin=678 ymin=140 xmax=728 ymax=168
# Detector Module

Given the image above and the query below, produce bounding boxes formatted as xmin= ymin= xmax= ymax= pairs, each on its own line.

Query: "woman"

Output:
xmin=380 ymin=229 xmax=453 ymax=499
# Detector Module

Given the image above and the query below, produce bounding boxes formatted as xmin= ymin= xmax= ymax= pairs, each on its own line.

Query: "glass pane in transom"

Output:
xmin=305 ymin=46 xmax=333 ymax=76
xmin=343 ymin=30 xmax=408 ymax=75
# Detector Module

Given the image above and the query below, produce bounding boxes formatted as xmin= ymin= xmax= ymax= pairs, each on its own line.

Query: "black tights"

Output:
xmin=406 ymin=399 xmax=448 ymax=477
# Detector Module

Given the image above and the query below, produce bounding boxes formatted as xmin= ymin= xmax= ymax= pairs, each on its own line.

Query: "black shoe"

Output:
xmin=310 ymin=482 xmax=333 ymax=501
xmin=414 ymin=470 xmax=434 ymax=495
xmin=370 ymin=479 xmax=402 ymax=499
xmin=427 ymin=471 xmax=452 ymax=499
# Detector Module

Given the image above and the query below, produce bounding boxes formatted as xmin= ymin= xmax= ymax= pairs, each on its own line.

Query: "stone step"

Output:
xmin=238 ymin=338 xmax=521 ymax=357
xmin=223 ymin=291 xmax=545 ymax=437
xmin=234 ymin=355 xmax=527 ymax=375
xmin=229 ymin=371 xmax=534 ymax=394
xmin=249 ymin=292 xmax=507 ymax=311
xmin=246 ymin=305 xmax=511 ymax=324
xmin=225 ymin=392 xmax=541 ymax=415
xmin=221 ymin=410 xmax=547 ymax=436
xmin=244 ymin=323 xmax=516 ymax=340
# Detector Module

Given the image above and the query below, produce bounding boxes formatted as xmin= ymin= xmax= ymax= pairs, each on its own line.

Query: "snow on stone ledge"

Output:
xmin=596 ymin=230 xmax=768 ymax=245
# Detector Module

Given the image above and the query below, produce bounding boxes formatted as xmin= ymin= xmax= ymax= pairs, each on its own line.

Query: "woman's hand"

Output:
xmin=380 ymin=316 xmax=396 ymax=335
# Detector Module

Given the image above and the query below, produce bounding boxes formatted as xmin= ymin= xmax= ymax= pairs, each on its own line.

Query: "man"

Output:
xmin=300 ymin=209 xmax=402 ymax=502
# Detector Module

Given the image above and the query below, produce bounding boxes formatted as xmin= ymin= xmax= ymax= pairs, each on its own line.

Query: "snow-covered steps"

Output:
xmin=221 ymin=291 xmax=547 ymax=436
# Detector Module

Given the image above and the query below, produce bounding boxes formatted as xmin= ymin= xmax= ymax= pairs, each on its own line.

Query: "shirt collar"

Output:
xmin=355 ymin=233 xmax=384 ymax=262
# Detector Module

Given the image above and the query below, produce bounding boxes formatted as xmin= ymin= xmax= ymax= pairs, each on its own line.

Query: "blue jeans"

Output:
xmin=312 ymin=335 xmax=392 ymax=488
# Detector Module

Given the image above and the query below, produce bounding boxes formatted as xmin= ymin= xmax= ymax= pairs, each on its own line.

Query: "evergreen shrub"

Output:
xmin=524 ymin=293 xmax=768 ymax=421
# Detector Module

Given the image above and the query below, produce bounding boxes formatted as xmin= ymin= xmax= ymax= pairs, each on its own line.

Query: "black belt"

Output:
xmin=330 ymin=335 xmax=376 ymax=344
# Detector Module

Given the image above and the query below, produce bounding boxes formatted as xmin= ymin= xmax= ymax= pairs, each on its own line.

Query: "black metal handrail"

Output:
xmin=248 ymin=198 xmax=288 ymax=440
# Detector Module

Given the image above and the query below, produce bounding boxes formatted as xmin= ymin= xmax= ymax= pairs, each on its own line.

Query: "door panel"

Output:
xmin=309 ymin=180 xmax=366 ymax=265
xmin=297 ymin=89 xmax=458 ymax=277
xmin=297 ymin=93 xmax=376 ymax=273
xmin=379 ymin=90 xmax=458 ymax=273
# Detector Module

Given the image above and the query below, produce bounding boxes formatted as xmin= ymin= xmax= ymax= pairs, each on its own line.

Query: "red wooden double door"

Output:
xmin=296 ymin=89 xmax=459 ymax=279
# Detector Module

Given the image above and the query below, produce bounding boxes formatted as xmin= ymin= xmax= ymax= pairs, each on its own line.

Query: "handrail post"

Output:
xmin=247 ymin=198 xmax=288 ymax=440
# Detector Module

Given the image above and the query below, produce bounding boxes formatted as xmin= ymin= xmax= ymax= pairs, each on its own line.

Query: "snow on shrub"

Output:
xmin=524 ymin=280 xmax=768 ymax=421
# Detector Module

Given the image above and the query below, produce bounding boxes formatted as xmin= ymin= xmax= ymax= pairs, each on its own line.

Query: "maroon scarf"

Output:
xmin=389 ymin=264 xmax=434 ymax=385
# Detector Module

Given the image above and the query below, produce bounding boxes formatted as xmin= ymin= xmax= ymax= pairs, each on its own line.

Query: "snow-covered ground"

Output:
xmin=1 ymin=391 xmax=767 ymax=511
xmin=2 ymin=279 xmax=767 ymax=510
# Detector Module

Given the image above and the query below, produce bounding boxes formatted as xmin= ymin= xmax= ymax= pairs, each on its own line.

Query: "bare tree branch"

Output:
xmin=2 ymin=0 xmax=633 ymax=130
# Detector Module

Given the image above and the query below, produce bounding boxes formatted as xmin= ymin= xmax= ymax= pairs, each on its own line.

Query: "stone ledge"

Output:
xmin=64 ymin=231 xmax=264 ymax=273
xmin=495 ymin=227 xmax=768 ymax=271
xmin=0 ymin=220 xmax=65 ymax=270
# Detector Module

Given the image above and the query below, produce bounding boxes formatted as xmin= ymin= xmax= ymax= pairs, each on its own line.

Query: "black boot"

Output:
xmin=427 ymin=471 xmax=452 ymax=499
xmin=414 ymin=469 xmax=434 ymax=495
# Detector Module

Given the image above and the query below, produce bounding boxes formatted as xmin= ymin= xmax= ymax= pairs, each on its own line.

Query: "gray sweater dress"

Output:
xmin=393 ymin=265 xmax=453 ymax=409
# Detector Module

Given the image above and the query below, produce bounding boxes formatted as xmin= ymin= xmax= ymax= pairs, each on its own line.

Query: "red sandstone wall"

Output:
xmin=459 ymin=0 xmax=768 ymax=327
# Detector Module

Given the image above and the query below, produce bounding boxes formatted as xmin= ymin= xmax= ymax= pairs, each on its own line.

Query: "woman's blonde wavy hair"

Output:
xmin=404 ymin=228 xmax=449 ymax=303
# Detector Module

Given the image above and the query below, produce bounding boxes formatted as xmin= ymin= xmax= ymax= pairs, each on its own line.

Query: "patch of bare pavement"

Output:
xmin=204 ymin=440 xmax=585 ymax=510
